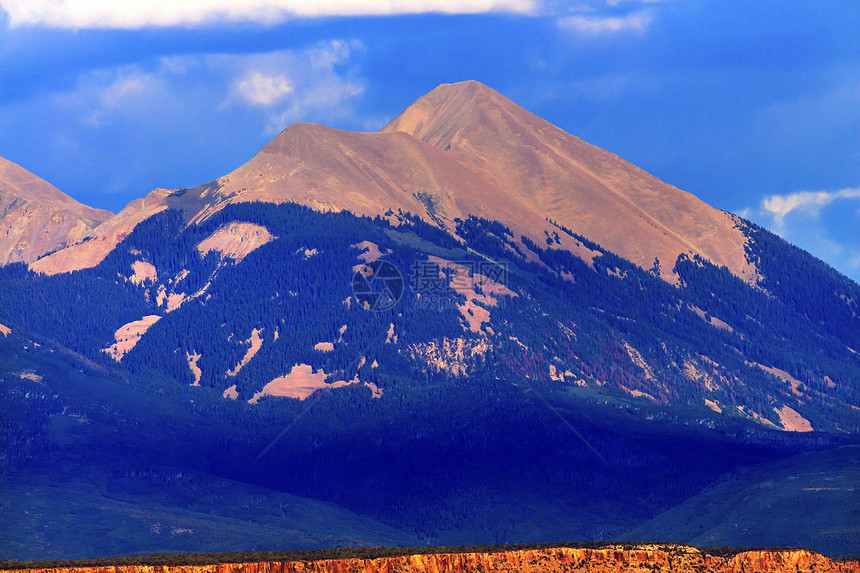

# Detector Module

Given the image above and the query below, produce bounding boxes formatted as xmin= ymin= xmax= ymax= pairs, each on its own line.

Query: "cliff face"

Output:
xmin=9 ymin=546 xmax=860 ymax=573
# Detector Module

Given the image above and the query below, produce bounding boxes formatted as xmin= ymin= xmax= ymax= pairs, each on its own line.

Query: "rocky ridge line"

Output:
xmin=7 ymin=545 xmax=860 ymax=573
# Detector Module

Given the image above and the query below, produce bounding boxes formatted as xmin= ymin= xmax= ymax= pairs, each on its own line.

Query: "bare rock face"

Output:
xmin=383 ymin=81 xmax=757 ymax=283
xmin=8 ymin=546 xmax=860 ymax=573
xmin=29 ymin=188 xmax=171 ymax=275
xmin=27 ymin=82 xmax=758 ymax=282
xmin=0 ymin=157 xmax=111 ymax=266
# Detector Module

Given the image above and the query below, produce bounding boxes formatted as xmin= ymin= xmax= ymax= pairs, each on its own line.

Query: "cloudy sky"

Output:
xmin=1 ymin=0 xmax=858 ymax=282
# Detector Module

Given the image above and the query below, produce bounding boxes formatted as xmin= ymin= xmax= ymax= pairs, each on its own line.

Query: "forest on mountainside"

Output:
xmin=2 ymin=201 xmax=859 ymax=558
xmin=1 ymin=203 xmax=859 ymax=429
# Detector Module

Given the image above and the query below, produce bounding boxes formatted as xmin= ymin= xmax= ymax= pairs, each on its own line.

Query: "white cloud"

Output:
xmin=762 ymin=188 xmax=860 ymax=227
xmin=740 ymin=187 xmax=860 ymax=283
xmin=558 ymin=10 xmax=652 ymax=33
xmin=50 ymin=40 xmax=369 ymax=134
xmin=49 ymin=67 xmax=165 ymax=128
xmin=605 ymin=0 xmax=680 ymax=5
xmin=218 ymin=40 xmax=367 ymax=131
xmin=0 ymin=38 xmax=372 ymax=211
xmin=235 ymin=72 xmax=294 ymax=106
xmin=0 ymin=0 xmax=535 ymax=29
xmin=100 ymin=73 xmax=157 ymax=108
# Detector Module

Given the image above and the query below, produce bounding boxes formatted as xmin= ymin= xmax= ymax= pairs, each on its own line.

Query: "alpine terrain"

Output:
xmin=1 ymin=81 xmax=858 ymax=562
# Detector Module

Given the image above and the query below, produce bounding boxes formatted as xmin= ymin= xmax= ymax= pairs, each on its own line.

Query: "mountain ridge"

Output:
xmin=0 ymin=156 xmax=111 ymax=265
xmin=25 ymin=81 xmax=752 ymax=284
xmin=383 ymin=81 xmax=755 ymax=283
xmin=2 ymin=82 xmax=859 ymax=560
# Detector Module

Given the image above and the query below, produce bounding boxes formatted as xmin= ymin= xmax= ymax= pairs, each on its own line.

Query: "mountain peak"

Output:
xmin=0 ymin=156 xmax=103 ymax=214
xmin=27 ymin=82 xmax=753 ymax=284
xmin=0 ymin=156 xmax=111 ymax=265
xmin=384 ymin=82 xmax=755 ymax=283
xmin=380 ymin=80 xmax=504 ymax=150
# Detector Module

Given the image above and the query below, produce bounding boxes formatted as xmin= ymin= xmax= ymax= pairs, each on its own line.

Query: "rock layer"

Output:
xmin=8 ymin=546 xmax=860 ymax=573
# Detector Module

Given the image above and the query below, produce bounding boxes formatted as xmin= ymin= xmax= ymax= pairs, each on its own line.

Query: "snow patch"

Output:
xmin=624 ymin=342 xmax=657 ymax=382
xmin=688 ymin=304 xmax=734 ymax=333
xmin=426 ymin=255 xmax=517 ymax=332
xmin=165 ymin=292 xmax=187 ymax=312
xmin=15 ymin=371 xmax=43 ymax=383
xmin=409 ymin=337 xmax=489 ymax=376
xmin=227 ymin=328 xmax=263 ymax=376
xmin=775 ymin=405 xmax=813 ymax=432
xmin=352 ymin=240 xmax=384 ymax=263
xmin=619 ymin=385 xmax=657 ymax=402
xmin=187 ymin=351 xmax=202 ymax=386
xmin=737 ymin=405 xmax=779 ymax=429
xmin=750 ymin=362 xmax=806 ymax=396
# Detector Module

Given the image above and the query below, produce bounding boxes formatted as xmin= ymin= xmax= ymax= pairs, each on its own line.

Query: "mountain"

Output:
xmin=29 ymin=82 xmax=748 ymax=282
xmin=382 ymin=81 xmax=755 ymax=283
xmin=1 ymin=82 xmax=859 ymax=561
xmin=621 ymin=446 xmax=860 ymax=557
xmin=0 ymin=157 xmax=111 ymax=265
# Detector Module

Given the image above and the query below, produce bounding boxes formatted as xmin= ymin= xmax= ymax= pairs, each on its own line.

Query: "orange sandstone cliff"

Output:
xmin=8 ymin=546 xmax=860 ymax=573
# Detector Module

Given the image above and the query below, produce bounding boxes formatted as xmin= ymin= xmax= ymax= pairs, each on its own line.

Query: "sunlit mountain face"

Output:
xmin=1 ymin=82 xmax=858 ymax=562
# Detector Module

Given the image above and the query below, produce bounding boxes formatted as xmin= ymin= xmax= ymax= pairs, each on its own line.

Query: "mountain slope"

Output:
xmin=2 ymin=82 xmax=859 ymax=559
xmin=30 ymin=188 xmax=172 ymax=275
xmin=0 ymin=326 xmax=417 ymax=561
xmin=30 ymin=81 xmax=746 ymax=281
xmin=382 ymin=81 xmax=755 ymax=283
xmin=30 ymin=124 xmax=594 ymax=275
xmin=621 ymin=446 xmax=860 ymax=557
xmin=7 ymin=82 xmax=860 ymax=430
xmin=3 ymin=295 xmax=848 ymax=557
xmin=0 ymin=157 xmax=111 ymax=265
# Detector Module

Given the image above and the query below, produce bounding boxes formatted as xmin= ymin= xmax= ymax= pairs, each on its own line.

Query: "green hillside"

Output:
xmin=621 ymin=446 xmax=860 ymax=558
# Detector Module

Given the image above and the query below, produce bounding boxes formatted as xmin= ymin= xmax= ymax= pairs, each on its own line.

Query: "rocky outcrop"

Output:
xmin=8 ymin=545 xmax=860 ymax=573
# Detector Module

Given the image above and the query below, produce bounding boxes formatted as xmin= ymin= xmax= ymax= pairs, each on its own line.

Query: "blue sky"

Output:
xmin=1 ymin=0 xmax=858 ymax=282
